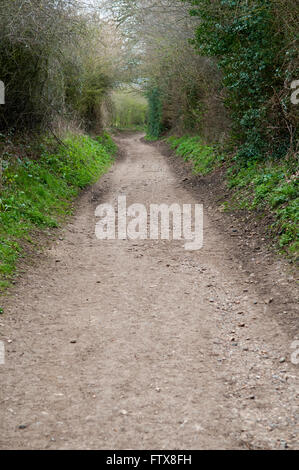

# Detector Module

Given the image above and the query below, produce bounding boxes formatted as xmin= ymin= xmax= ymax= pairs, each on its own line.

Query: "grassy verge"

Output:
xmin=0 ymin=132 xmax=116 ymax=291
xmin=167 ymin=136 xmax=224 ymax=174
xmin=166 ymin=135 xmax=298 ymax=258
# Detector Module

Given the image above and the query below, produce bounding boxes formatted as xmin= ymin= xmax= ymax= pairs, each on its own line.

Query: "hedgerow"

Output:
xmin=185 ymin=0 xmax=299 ymax=162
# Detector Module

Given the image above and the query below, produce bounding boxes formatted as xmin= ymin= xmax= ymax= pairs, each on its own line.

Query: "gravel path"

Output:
xmin=0 ymin=133 xmax=298 ymax=449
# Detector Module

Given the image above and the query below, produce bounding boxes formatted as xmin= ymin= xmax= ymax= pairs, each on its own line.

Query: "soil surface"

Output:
xmin=0 ymin=132 xmax=298 ymax=450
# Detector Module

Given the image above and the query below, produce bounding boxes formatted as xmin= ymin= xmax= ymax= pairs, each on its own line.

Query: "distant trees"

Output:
xmin=103 ymin=0 xmax=229 ymax=141
xmin=3 ymin=0 xmax=296 ymax=160
xmin=103 ymin=0 xmax=298 ymax=160
xmin=110 ymin=89 xmax=148 ymax=129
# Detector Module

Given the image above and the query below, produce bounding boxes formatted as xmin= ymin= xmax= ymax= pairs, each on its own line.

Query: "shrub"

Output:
xmin=0 ymin=1 xmax=119 ymax=132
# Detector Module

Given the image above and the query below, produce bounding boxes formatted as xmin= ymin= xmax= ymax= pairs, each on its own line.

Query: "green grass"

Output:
xmin=167 ymin=135 xmax=224 ymax=175
xmin=144 ymin=134 xmax=160 ymax=142
xmin=0 ymin=133 xmax=116 ymax=290
xmin=227 ymin=162 xmax=298 ymax=255
xmin=167 ymin=134 xmax=298 ymax=257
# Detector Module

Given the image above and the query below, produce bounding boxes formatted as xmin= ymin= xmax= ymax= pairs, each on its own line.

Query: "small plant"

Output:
xmin=96 ymin=133 xmax=118 ymax=156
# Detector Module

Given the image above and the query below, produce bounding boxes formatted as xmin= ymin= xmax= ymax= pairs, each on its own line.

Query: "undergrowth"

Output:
xmin=167 ymin=135 xmax=224 ymax=174
xmin=0 ymin=133 xmax=116 ymax=291
xmin=167 ymin=135 xmax=298 ymax=257
xmin=228 ymin=162 xmax=298 ymax=255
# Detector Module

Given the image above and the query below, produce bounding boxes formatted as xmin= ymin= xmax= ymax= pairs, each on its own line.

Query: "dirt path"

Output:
xmin=0 ymin=133 xmax=298 ymax=450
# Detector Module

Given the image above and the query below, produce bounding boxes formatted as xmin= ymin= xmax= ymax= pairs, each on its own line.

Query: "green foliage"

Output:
xmin=144 ymin=135 xmax=160 ymax=142
xmin=111 ymin=90 xmax=148 ymax=130
xmin=168 ymin=134 xmax=298 ymax=254
xmin=186 ymin=0 xmax=298 ymax=161
xmin=227 ymin=161 xmax=298 ymax=252
xmin=96 ymin=132 xmax=118 ymax=156
xmin=0 ymin=134 xmax=114 ymax=290
xmin=147 ymin=87 xmax=162 ymax=139
xmin=167 ymin=135 xmax=223 ymax=174
xmin=69 ymin=66 xmax=112 ymax=129
xmin=41 ymin=135 xmax=113 ymax=188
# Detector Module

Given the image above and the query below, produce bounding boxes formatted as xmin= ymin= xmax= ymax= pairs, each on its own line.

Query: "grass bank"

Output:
xmin=0 ymin=132 xmax=116 ymax=292
xmin=167 ymin=135 xmax=298 ymax=258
